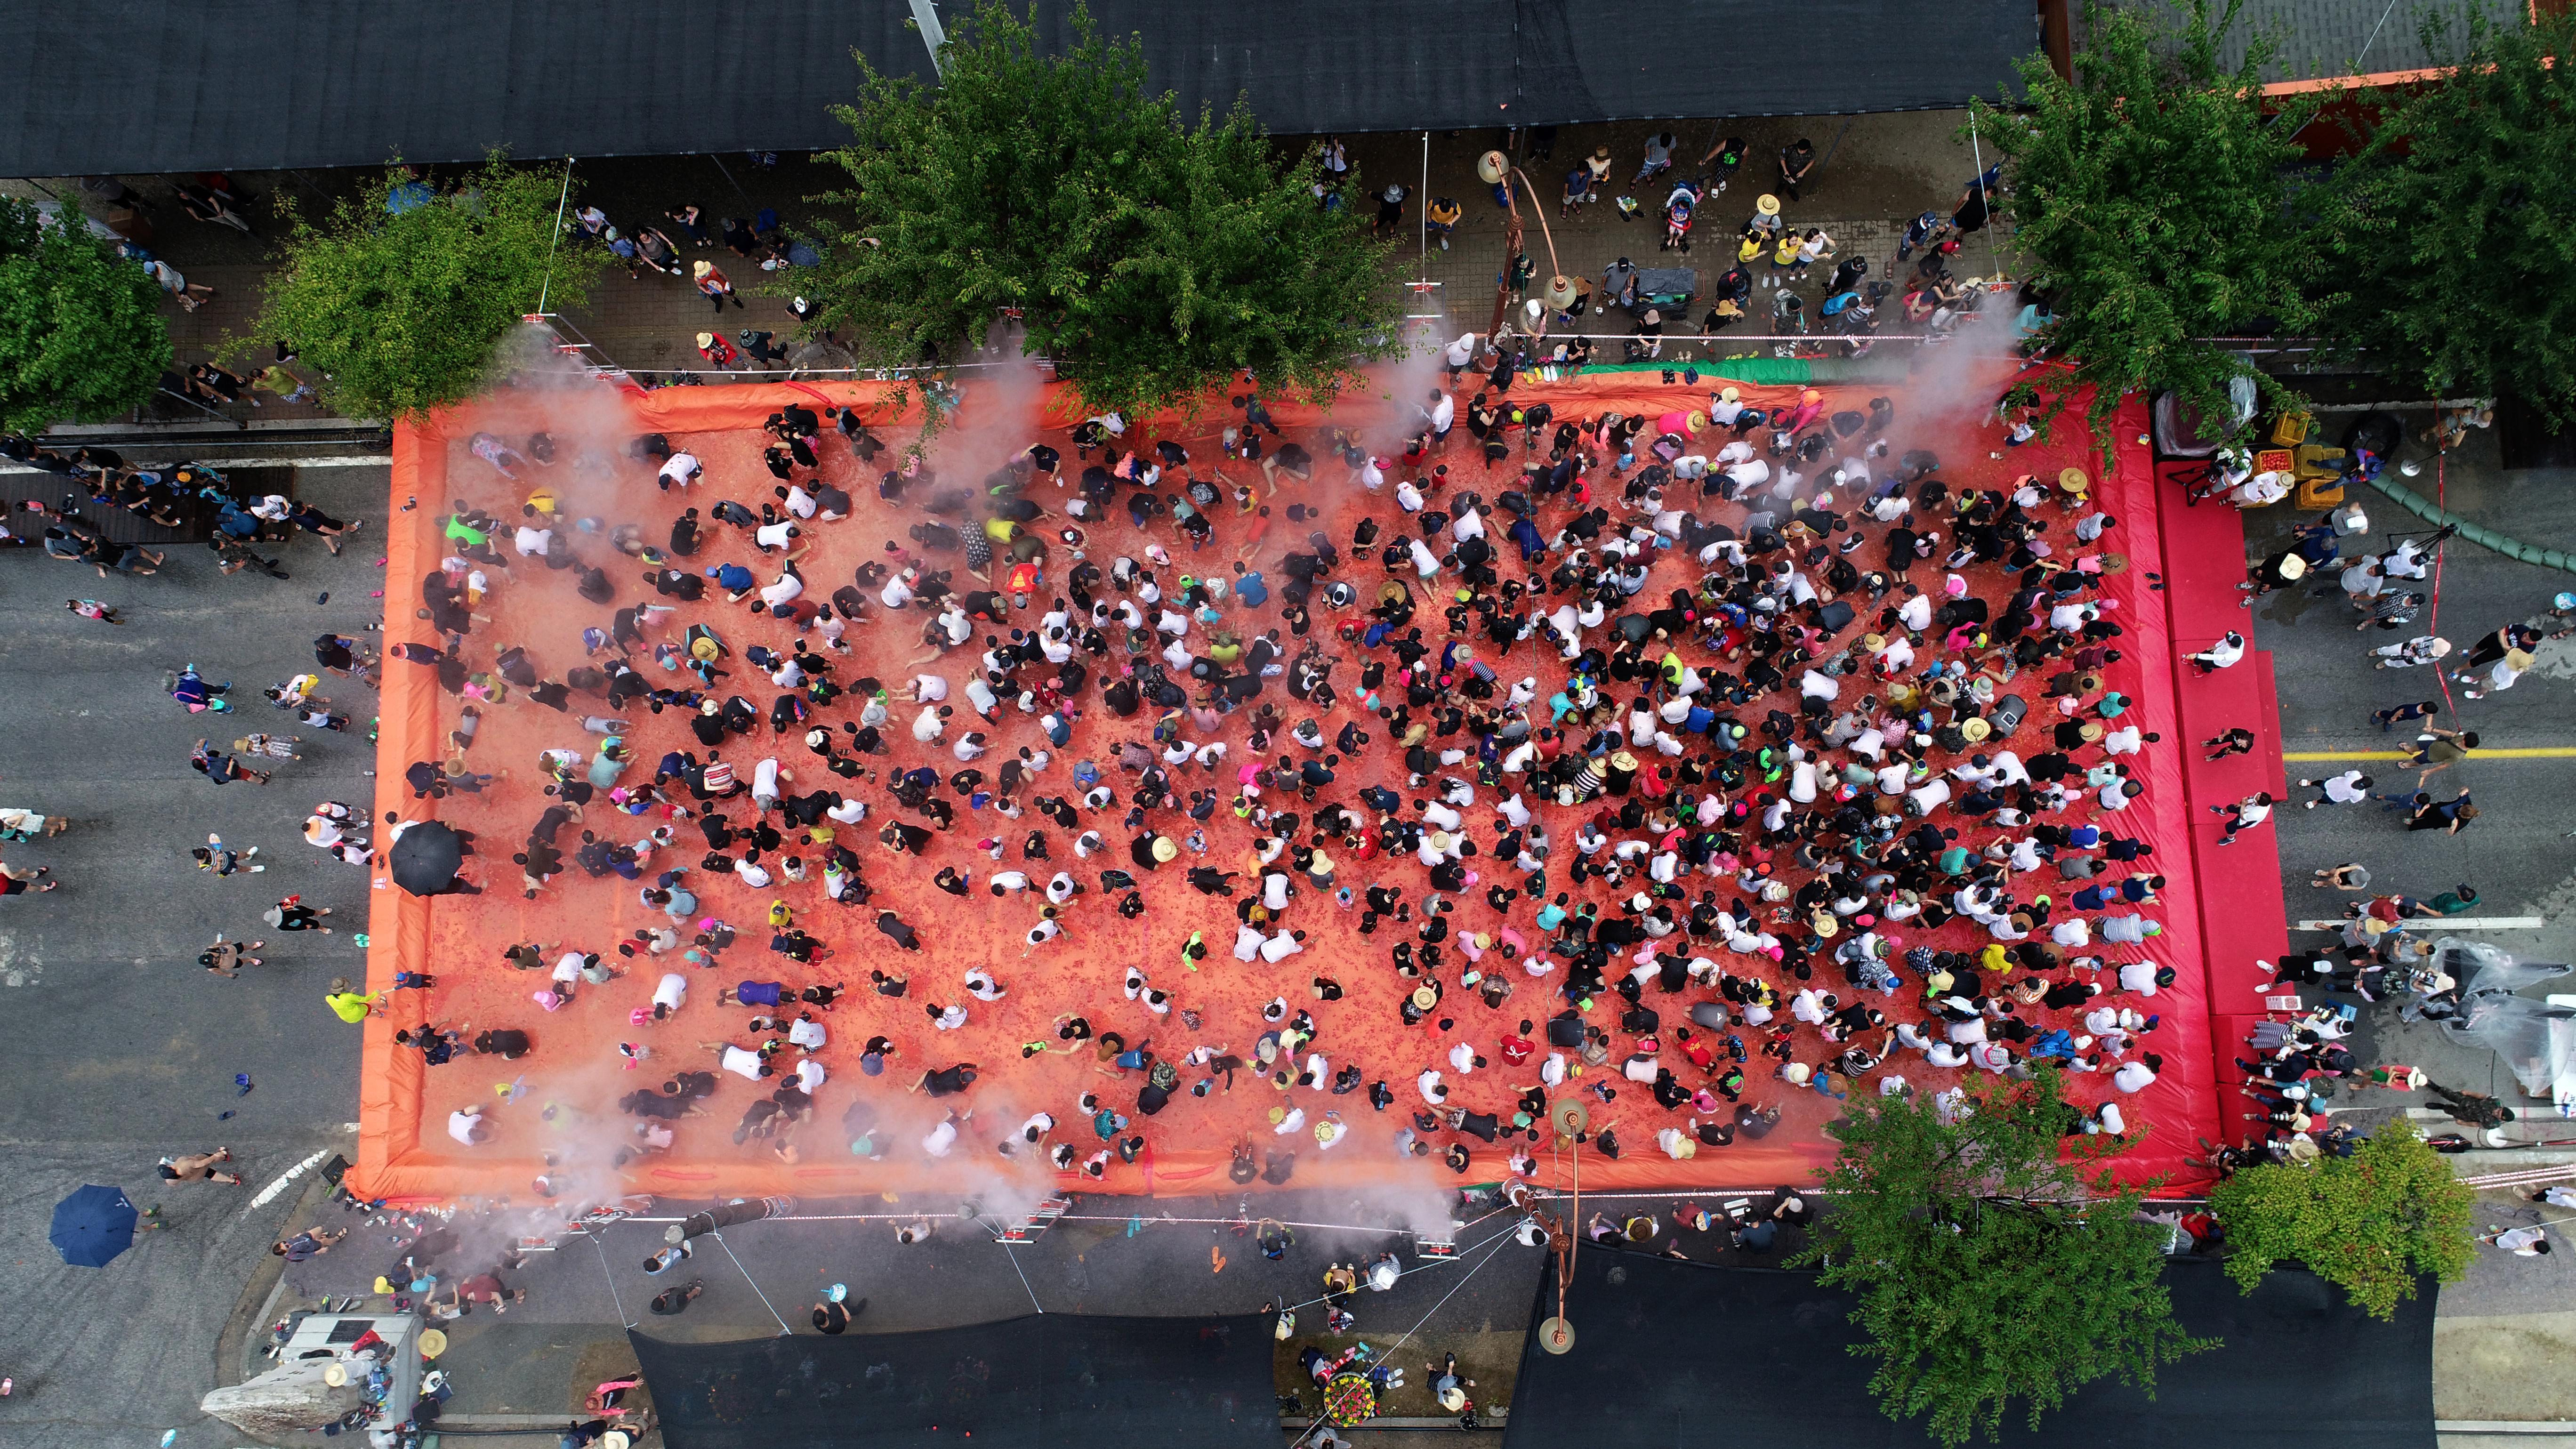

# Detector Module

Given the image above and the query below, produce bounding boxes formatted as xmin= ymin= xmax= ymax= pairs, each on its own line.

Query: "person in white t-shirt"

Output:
xmin=921 ymin=1115 xmax=959 ymax=1157
xmin=2296 ymin=769 xmax=2372 ymax=809
xmin=2212 ymin=790 xmax=2274 ymax=845
xmin=1442 ymin=332 xmax=1481 ymax=381
xmin=652 ymin=973 xmax=687 ymax=1019
xmin=1426 ymin=389 xmax=1456 ymax=446
xmin=2188 ymin=630 xmax=2246 ymax=673
xmin=713 ymin=1044 xmax=768 ymax=1080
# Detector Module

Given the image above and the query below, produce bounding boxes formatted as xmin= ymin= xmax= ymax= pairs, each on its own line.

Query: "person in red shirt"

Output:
xmin=694 ymin=331 xmax=737 ymax=369
xmin=1672 ymin=1027 xmax=1715 ymax=1075
xmin=1531 ymin=728 xmax=1564 ymax=766
xmin=692 ymin=260 xmax=743 ymax=313
xmin=1498 ymin=1021 xmax=1536 ymax=1067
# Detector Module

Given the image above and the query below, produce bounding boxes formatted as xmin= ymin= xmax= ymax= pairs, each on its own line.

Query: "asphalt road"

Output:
xmin=0 ymin=461 xmax=391 ymax=1449
xmin=2258 ymin=423 xmax=2576 ymax=1113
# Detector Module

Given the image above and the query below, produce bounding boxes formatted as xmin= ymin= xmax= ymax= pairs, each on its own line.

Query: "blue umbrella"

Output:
xmin=386 ymin=181 xmax=435 ymax=215
xmin=51 ymin=1184 xmax=138 ymax=1267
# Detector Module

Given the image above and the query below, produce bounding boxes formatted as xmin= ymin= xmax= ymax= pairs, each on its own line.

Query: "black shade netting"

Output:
xmin=0 ymin=0 xmax=2031 ymax=175
xmin=1502 ymin=1248 xmax=2433 ymax=1449
xmin=630 ymin=1312 xmax=1277 ymax=1449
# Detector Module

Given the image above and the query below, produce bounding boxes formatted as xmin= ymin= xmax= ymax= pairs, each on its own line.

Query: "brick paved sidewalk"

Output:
xmin=11 ymin=109 xmax=2012 ymax=421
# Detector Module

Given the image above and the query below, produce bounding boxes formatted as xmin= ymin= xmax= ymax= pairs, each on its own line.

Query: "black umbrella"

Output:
xmin=387 ymin=820 xmax=463 ymax=896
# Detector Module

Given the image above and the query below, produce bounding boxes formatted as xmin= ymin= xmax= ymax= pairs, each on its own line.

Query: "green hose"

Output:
xmin=2358 ymin=468 xmax=2576 ymax=575
xmin=1575 ymin=355 xmax=1914 ymax=385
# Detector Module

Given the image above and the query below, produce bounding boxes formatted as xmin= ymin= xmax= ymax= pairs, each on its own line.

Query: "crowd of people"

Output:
xmin=11 ymin=309 xmax=2555 ymax=1249
xmin=1294 ymin=134 xmax=2024 ymax=376
xmin=334 ymin=337 xmax=2238 ymax=1195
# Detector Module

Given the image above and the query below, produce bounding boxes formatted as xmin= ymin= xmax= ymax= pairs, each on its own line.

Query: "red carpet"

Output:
xmin=347 ymin=372 xmax=2269 ymax=1204
xmin=2142 ymin=441 xmax=2293 ymax=1121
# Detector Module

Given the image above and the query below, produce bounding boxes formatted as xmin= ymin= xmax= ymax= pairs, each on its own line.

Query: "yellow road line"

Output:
xmin=2281 ymin=747 xmax=2576 ymax=761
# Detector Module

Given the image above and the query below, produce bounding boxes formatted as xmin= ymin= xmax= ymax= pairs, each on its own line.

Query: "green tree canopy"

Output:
xmin=805 ymin=0 xmax=1400 ymax=419
xmin=242 ymin=155 xmax=597 ymax=421
xmin=0 ymin=198 xmax=171 ymax=433
xmin=1972 ymin=0 xmax=2327 ymax=444
xmin=2322 ymin=7 xmax=2576 ymax=426
xmin=1793 ymin=1069 xmax=2214 ymax=1446
xmin=2207 ymin=1120 xmax=2476 ymax=1320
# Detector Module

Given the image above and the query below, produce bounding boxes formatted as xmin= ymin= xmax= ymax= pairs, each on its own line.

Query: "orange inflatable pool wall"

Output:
xmin=351 ymin=363 xmax=2272 ymax=1207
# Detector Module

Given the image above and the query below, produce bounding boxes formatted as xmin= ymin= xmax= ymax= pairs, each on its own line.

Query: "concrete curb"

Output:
xmin=215 ymin=1166 xmax=335 ymax=1385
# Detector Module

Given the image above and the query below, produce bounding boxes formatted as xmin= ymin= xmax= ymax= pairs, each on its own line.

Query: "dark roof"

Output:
xmin=2132 ymin=0 xmax=2526 ymax=81
xmin=0 ymin=0 xmax=2035 ymax=177
xmin=2239 ymin=0 xmax=2524 ymax=80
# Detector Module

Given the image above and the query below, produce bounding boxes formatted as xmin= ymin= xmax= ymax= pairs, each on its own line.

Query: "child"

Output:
xmin=193 ymin=833 xmax=265 ymax=876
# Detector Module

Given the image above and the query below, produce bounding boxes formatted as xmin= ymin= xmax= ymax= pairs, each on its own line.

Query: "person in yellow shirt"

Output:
xmin=1425 ymin=195 xmax=1462 ymax=250
xmin=324 ymin=977 xmax=385 ymax=1023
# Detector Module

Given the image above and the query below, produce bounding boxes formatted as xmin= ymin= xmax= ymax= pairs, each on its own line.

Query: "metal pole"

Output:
xmin=1966 ymin=106 xmax=2003 ymax=282
xmin=1487 ymin=193 xmax=1523 ymax=340
xmin=535 ymin=157 xmax=575 ymax=314
xmin=910 ymin=0 xmax=950 ymax=78
xmin=709 ymin=153 xmax=754 ymax=203
xmin=1567 ymin=1129 xmax=1579 ymax=1298
xmin=1512 ymin=169 xmax=1564 ymax=280
xmin=1420 ymin=130 xmax=1430 ymax=266
xmin=1811 ymin=115 xmax=1857 ymax=182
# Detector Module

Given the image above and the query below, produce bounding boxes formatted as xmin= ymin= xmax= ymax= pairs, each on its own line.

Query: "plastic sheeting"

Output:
xmin=348 ymin=376 xmax=2244 ymax=1206
xmin=2436 ymin=939 xmax=2576 ymax=1104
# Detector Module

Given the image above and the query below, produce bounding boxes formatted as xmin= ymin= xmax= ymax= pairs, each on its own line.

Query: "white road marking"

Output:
xmin=0 ymin=933 xmax=36 ymax=988
xmin=250 ymin=1147 xmax=335 ymax=1207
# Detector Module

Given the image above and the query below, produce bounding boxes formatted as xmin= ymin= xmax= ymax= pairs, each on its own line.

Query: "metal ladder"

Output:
xmin=994 ymin=1196 xmax=1073 ymax=1243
